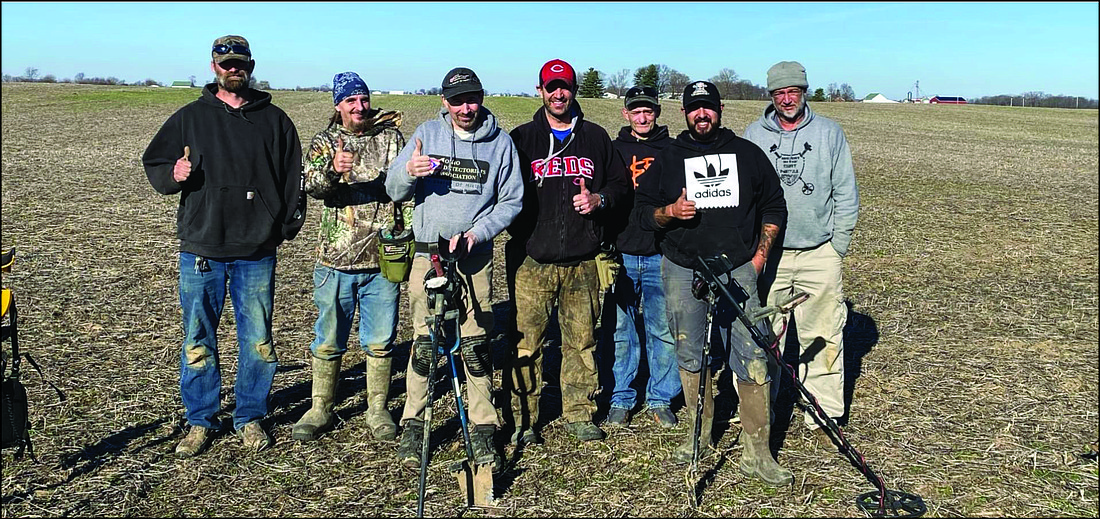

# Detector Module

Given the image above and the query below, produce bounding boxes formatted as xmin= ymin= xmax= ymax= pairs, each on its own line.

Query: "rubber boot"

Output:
xmin=365 ymin=356 xmax=398 ymax=441
xmin=671 ymin=368 xmax=714 ymax=464
xmin=737 ymin=381 xmax=794 ymax=486
xmin=292 ymin=356 xmax=341 ymax=441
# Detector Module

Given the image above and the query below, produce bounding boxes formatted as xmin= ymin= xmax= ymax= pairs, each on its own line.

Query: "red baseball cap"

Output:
xmin=539 ymin=59 xmax=576 ymax=90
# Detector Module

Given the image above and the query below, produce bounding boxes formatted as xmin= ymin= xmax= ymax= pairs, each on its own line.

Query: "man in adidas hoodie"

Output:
xmin=505 ymin=59 xmax=631 ymax=444
xmin=632 ymin=81 xmax=791 ymax=485
xmin=743 ymin=61 xmax=859 ymax=448
xmin=386 ymin=67 xmax=523 ymax=471
xmin=143 ymin=35 xmax=305 ymax=457
xmin=602 ymin=85 xmax=681 ymax=429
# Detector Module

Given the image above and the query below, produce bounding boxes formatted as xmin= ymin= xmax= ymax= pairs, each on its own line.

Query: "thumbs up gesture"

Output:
xmin=173 ymin=146 xmax=191 ymax=183
xmin=405 ymin=138 xmax=437 ymax=177
xmin=667 ymin=188 xmax=696 ymax=220
xmin=572 ymin=178 xmax=600 ymax=215
xmin=333 ymin=136 xmax=356 ymax=175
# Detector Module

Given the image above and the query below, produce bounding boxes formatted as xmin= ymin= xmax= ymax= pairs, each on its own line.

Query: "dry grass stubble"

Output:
xmin=1 ymin=83 xmax=1097 ymax=517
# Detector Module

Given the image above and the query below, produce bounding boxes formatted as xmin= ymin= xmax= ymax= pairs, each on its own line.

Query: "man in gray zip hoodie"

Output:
xmin=743 ymin=61 xmax=859 ymax=447
xmin=386 ymin=67 xmax=523 ymax=472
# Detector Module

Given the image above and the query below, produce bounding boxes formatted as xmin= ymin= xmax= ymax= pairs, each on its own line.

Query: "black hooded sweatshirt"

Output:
xmin=631 ymin=127 xmax=786 ymax=270
xmin=609 ymin=124 xmax=672 ymax=256
xmin=143 ymin=84 xmax=305 ymax=258
xmin=508 ymin=102 xmax=631 ymax=264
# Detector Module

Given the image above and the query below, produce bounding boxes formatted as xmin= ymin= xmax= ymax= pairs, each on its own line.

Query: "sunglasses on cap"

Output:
xmin=212 ymin=44 xmax=251 ymax=57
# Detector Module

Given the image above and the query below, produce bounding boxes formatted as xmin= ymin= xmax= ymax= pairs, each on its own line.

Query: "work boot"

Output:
xmin=737 ymin=381 xmax=794 ymax=486
xmin=398 ymin=419 xmax=425 ymax=469
xmin=672 ymin=368 xmax=715 ymax=465
xmin=365 ymin=356 xmax=398 ymax=441
xmin=564 ymin=421 xmax=606 ymax=442
xmin=237 ymin=421 xmax=273 ymax=452
xmin=510 ymin=427 xmax=539 ymax=446
xmin=471 ymin=424 xmax=504 ymax=473
xmin=292 ymin=356 xmax=341 ymax=441
xmin=175 ymin=425 xmax=212 ymax=458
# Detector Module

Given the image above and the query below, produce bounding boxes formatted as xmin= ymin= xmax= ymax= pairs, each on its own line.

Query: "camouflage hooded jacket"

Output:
xmin=304 ymin=110 xmax=408 ymax=270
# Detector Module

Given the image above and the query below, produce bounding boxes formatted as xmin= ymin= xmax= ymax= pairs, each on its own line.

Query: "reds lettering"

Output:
xmin=531 ymin=156 xmax=595 ymax=181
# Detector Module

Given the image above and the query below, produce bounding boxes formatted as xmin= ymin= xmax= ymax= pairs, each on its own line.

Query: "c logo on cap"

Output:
xmin=551 ymin=64 xmax=564 ymax=73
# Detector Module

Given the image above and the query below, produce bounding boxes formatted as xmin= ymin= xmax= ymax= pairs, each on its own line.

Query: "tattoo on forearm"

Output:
xmin=757 ymin=223 xmax=779 ymax=259
xmin=654 ymin=206 xmax=672 ymax=228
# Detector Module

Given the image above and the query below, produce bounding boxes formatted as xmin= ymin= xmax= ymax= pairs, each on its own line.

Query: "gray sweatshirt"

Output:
xmin=385 ymin=105 xmax=523 ymax=255
xmin=743 ymin=103 xmax=859 ymax=256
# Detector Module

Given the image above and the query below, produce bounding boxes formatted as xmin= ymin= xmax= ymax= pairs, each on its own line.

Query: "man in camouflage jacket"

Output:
xmin=292 ymin=71 xmax=406 ymax=442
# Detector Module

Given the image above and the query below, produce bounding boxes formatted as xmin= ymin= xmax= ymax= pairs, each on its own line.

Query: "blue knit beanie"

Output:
xmin=333 ymin=71 xmax=370 ymax=105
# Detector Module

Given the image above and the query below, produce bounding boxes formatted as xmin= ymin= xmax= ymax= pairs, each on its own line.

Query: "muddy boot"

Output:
xmin=471 ymin=424 xmax=504 ymax=473
xmin=398 ymin=419 xmax=425 ymax=469
xmin=671 ymin=368 xmax=714 ymax=465
xmin=365 ymin=356 xmax=397 ymax=441
xmin=737 ymin=381 xmax=794 ymax=486
xmin=292 ymin=356 xmax=341 ymax=441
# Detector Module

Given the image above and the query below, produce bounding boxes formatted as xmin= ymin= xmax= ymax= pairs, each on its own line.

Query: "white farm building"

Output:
xmin=862 ymin=92 xmax=898 ymax=103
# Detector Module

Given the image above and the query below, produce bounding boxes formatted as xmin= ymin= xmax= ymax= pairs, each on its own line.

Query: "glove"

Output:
xmin=595 ymin=249 xmax=621 ymax=293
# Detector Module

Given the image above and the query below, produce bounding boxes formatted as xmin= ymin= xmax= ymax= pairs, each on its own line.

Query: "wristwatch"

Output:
xmin=597 ymin=192 xmax=607 ymax=210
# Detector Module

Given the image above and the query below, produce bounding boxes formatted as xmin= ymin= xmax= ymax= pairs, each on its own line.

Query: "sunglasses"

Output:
xmin=212 ymin=44 xmax=251 ymax=57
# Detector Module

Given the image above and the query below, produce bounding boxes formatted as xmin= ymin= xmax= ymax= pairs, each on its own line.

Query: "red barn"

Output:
xmin=930 ymin=96 xmax=967 ymax=104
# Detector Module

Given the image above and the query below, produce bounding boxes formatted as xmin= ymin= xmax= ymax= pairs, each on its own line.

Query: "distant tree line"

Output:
xmin=971 ymin=91 xmax=1098 ymax=109
xmin=580 ymin=63 xmax=859 ymax=102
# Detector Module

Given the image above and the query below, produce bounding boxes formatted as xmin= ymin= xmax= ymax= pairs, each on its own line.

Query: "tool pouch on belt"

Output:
xmin=595 ymin=246 xmax=621 ymax=293
xmin=377 ymin=203 xmax=413 ymax=283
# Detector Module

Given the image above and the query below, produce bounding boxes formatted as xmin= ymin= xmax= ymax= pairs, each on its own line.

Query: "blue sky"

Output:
xmin=2 ymin=2 xmax=1097 ymax=100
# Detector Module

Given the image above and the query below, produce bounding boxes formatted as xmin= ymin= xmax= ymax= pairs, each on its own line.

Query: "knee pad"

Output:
xmin=460 ymin=335 xmax=491 ymax=378
xmin=412 ymin=335 xmax=434 ymax=378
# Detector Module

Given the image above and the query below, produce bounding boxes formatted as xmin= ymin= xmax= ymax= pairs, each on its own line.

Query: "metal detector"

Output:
xmin=695 ymin=254 xmax=926 ymax=518
xmin=415 ymin=238 xmax=493 ymax=517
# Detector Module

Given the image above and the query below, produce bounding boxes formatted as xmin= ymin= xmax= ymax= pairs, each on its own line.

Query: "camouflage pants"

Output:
xmin=509 ymin=256 xmax=602 ymax=426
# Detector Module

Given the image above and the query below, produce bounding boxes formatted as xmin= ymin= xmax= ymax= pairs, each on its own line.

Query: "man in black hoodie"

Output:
xmin=143 ymin=35 xmax=305 ymax=457
xmin=505 ymin=59 xmax=631 ymax=444
xmin=632 ymin=81 xmax=792 ymax=485
xmin=602 ymin=86 xmax=681 ymax=429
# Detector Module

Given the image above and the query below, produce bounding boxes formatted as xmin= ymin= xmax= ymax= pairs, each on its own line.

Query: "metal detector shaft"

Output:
xmin=447 ymin=332 xmax=477 ymax=468
xmin=692 ymin=290 xmax=716 ymax=473
xmin=694 ymin=255 xmax=925 ymax=518
xmin=417 ymin=253 xmax=447 ymax=518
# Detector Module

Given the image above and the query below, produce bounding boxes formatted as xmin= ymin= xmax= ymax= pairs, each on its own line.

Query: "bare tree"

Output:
xmin=839 ymin=83 xmax=855 ymax=101
xmin=661 ymin=67 xmax=691 ymax=96
xmin=826 ymin=82 xmax=839 ymax=101
xmin=607 ymin=68 xmax=631 ymax=96
xmin=24 ymin=67 xmax=39 ymax=81
xmin=189 ymin=75 xmax=197 ymax=87
xmin=709 ymin=68 xmax=739 ymax=99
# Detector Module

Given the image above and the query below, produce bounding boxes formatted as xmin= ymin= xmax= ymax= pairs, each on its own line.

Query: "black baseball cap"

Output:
xmin=441 ymin=67 xmax=483 ymax=99
xmin=682 ymin=81 xmax=721 ymax=110
xmin=624 ymin=85 xmax=659 ymax=109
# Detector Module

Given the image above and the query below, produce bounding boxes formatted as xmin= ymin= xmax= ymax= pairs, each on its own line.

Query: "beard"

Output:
xmin=685 ymin=111 xmax=721 ymax=142
xmin=217 ymin=69 xmax=251 ymax=93
xmin=777 ymin=98 xmax=806 ymax=123
xmin=543 ymin=95 xmax=573 ymax=119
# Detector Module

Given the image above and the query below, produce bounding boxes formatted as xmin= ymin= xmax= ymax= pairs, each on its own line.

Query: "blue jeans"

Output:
xmin=179 ymin=251 xmax=278 ymax=431
xmin=604 ymin=253 xmax=681 ymax=411
xmin=310 ymin=264 xmax=400 ymax=359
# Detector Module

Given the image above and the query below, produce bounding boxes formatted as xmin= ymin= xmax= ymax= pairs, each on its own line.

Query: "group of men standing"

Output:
xmin=142 ymin=35 xmax=859 ymax=489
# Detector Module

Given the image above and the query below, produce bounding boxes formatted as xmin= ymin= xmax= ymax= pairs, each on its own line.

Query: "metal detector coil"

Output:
xmin=694 ymin=254 xmax=926 ymax=518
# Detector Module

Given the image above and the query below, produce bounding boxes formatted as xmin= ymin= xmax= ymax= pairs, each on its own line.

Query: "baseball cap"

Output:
xmin=624 ymin=85 xmax=659 ymax=109
xmin=211 ymin=35 xmax=251 ymax=63
xmin=682 ymin=81 xmax=721 ymax=110
xmin=539 ymin=59 xmax=576 ymax=90
xmin=441 ymin=67 xmax=484 ymax=99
